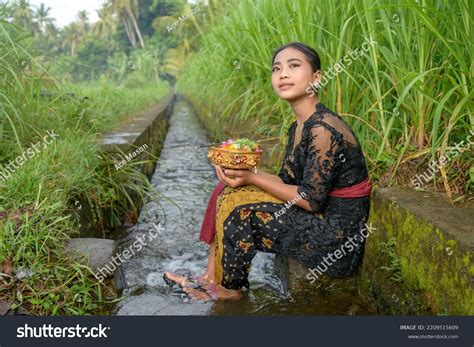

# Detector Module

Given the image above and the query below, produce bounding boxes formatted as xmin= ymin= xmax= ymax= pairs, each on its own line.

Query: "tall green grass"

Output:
xmin=0 ymin=18 xmax=169 ymax=315
xmin=177 ymin=0 xmax=473 ymax=198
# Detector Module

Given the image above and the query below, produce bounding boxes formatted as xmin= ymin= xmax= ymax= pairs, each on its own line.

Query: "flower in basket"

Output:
xmin=207 ymin=138 xmax=263 ymax=169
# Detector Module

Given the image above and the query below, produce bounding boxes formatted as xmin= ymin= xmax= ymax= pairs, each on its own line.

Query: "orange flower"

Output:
xmin=262 ymin=237 xmax=273 ymax=249
xmin=238 ymin=240 xmax=253 ymax=253
xmin=239 ymin=208 xmax=252 ymax=220
xmin=256 ymin=211 xmax=273 ymax=224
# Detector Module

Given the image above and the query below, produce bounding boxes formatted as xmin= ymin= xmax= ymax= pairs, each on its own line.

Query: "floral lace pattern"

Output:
xmin=278 ymin=102 xmax=369 ymax=212
xmin=274 ymin=102 xmax=371 ymax=276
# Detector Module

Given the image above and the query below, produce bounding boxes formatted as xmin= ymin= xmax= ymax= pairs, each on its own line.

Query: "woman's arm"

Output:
xmin=217 ymin=123 xmax=341 ymax=214
xmin=250 ymin=170 xmax=313 ymax=211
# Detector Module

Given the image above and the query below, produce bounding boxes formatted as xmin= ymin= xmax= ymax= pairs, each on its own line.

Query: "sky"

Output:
xmin=28 ymin=0 xmax=104 ymax=28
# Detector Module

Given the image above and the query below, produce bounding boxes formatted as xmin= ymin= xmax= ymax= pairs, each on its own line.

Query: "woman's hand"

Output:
xmin=213 ymin=164 xmax=255 ymax=188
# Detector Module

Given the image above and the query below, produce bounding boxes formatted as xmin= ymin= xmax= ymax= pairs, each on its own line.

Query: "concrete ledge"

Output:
xmin=274 ymin=255 xmax=356 ymax=293
xmin=72 ymin=91 xmax=176 ymax=236
xmin=372 ymin=187 xmax=474 ymax=250
xmin=100 ymin=90 xmax=176 ymax=178
xmin=358 ymin=187 xmax=473 ymax=315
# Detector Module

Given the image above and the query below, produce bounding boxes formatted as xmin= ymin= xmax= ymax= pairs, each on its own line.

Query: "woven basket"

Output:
xmin=207 ymin=146 xmax=262 ymax=169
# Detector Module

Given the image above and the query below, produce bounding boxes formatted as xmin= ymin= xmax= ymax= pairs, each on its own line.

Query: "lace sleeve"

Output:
xmin=278 ymin=161 xmax=286 ymax=181
xmin=278 ymin=123 xmax=295 ymax=181
xmin=297 ymin=123 xmax=342 ymax=212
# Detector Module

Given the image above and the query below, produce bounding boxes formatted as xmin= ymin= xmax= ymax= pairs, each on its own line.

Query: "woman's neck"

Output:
xmin=289 ymin=96 xmax=320 ymax=126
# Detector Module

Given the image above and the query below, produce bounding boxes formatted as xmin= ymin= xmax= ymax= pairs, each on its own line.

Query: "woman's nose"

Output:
xmin=280 ymin=70 xmax=289 ymax=79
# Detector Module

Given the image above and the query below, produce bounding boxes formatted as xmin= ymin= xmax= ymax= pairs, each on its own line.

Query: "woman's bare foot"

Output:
xmin=164 ymin=271 xmax=214 ymax=287
xmin=193 ymin=271 xmax=215 ymax=285
xmin=213 ymin=284 xmax=242 ymax=299
xmin=182 ymin=287 xmax=213 ymax=301
xmin=183 ymin=284 xmax=242 ymax=301
xmin=164 ymin=272 xmax=191 ymax=287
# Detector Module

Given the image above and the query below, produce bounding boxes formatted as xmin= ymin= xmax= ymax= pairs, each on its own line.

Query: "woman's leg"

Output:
xmin=219 ymin=205 xmax=282 ymax=290
xmin=164 ymin=183 xmax=224 ymax=287
xmin=164 ymin=240 xmax=216 ymax=287
xmin=195 ymin=182 xmax=225 ymax=282
xmin=174 ymin=236 xmax=242 ymax=300
xmin=202 ymin=239 xmax=216 ymax=282
xmin=166 ymin=185 xmax=284 ymax=298
xmin=175 ymin=238 xmax=215 ymax=285
xmin=184 ymin=203 xmax=284 ymax=300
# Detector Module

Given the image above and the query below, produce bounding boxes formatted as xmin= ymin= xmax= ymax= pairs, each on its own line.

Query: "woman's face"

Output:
xmin=271 ymin=47 xmax=320 ymax=101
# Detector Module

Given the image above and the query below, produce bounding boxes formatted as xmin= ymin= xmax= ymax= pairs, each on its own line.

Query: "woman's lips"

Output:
xmin=279 ymin=83 xmax=294 ymax=90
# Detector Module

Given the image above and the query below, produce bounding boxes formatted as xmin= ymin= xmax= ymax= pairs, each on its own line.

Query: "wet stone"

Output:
xmin=66 ymin=238 xmax=115 ymax=273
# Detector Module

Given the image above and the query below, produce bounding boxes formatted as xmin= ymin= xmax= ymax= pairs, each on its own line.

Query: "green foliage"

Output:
xmin=0 ymin=19 xmax=169 ymax=315
xmin=3 ymin=0 xmax=198 ymax=83
xmin=73 ymin=35 xmax=110 ymax=81
xmin=177 ymin=0 xmax=473 ymax=194
xmin=232 ymin=138 xmax=260 ymax=151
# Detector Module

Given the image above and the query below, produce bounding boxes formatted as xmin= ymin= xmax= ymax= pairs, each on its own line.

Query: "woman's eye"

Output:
xmin=272 ymin=66 xmax=279 ymax=72
xmin=290 ymin=64 xmax=300 ymax=68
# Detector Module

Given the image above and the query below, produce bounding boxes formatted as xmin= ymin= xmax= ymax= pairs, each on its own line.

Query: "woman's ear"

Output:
xmin=312 ymin=70 xmax=322 ymax=85
xmin=306 ymin=70 xmax=323 ymax=96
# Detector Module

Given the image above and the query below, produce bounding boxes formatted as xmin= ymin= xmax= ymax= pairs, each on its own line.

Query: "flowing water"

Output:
xmin=113 ymin=100 xmax=376 ymax=315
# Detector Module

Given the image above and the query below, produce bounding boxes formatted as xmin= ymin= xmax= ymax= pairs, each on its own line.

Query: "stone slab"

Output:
xmin=66 ymin=238 xmax=115 ymax=273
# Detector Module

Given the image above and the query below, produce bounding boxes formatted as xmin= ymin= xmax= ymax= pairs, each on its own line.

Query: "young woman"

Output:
xmin=164 ymin=42 xmax=372 ymax=300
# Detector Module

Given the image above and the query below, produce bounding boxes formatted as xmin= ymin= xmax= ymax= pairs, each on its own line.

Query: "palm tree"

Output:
xmin=94 ymin=3 xmax=118 ymax=55
xmin=94 ymin=3 xmax=116 ymax=38
xmin=156 ymin=0 xmax=207 ymax=42
xmin=61 ymin=22 xmax=81 ymax=55
xmin=77 ymin=10 xmax=89 ymax=35
xmin=45 ymin=22 xmax=58 ymax=39
xmin=9 ymin=0 xmax=35 ymax=32
xmin=110 ymin=0 xmax=145 ymax=49
xmin=34 ymin=3 xmax=52 ymax=33
xmin=151 ymin=2 xmax=202 ymax=76
xmin=44 ymin=21 xmax=60 ymax=52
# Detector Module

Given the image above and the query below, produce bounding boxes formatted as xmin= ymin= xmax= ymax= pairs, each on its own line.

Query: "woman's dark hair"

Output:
xmin=271 ymin=42 xmax=321 ymax=72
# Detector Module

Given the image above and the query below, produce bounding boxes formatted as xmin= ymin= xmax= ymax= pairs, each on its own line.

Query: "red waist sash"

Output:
xmin=199 ymin=177 xmax=372 ymax=245
xmin=328 ymin=177 xmax=372 ymax=198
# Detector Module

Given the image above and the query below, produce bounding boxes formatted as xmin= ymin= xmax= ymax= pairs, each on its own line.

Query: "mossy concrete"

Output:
xmin=274 ymin=188 xmax=473 ymax=315
xmin=357 ymin=187 xmax=473 ymax=315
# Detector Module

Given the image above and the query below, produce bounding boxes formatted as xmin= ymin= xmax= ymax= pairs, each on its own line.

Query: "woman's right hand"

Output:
xmin=213 ymin=164 xmax=227 ymax=184
xmin=213 ymin=164 xmax=254 ymax=188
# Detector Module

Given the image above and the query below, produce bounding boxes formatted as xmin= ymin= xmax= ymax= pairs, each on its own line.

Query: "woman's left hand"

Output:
xmin=215 ymin=165 xmax=255 ymax=188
